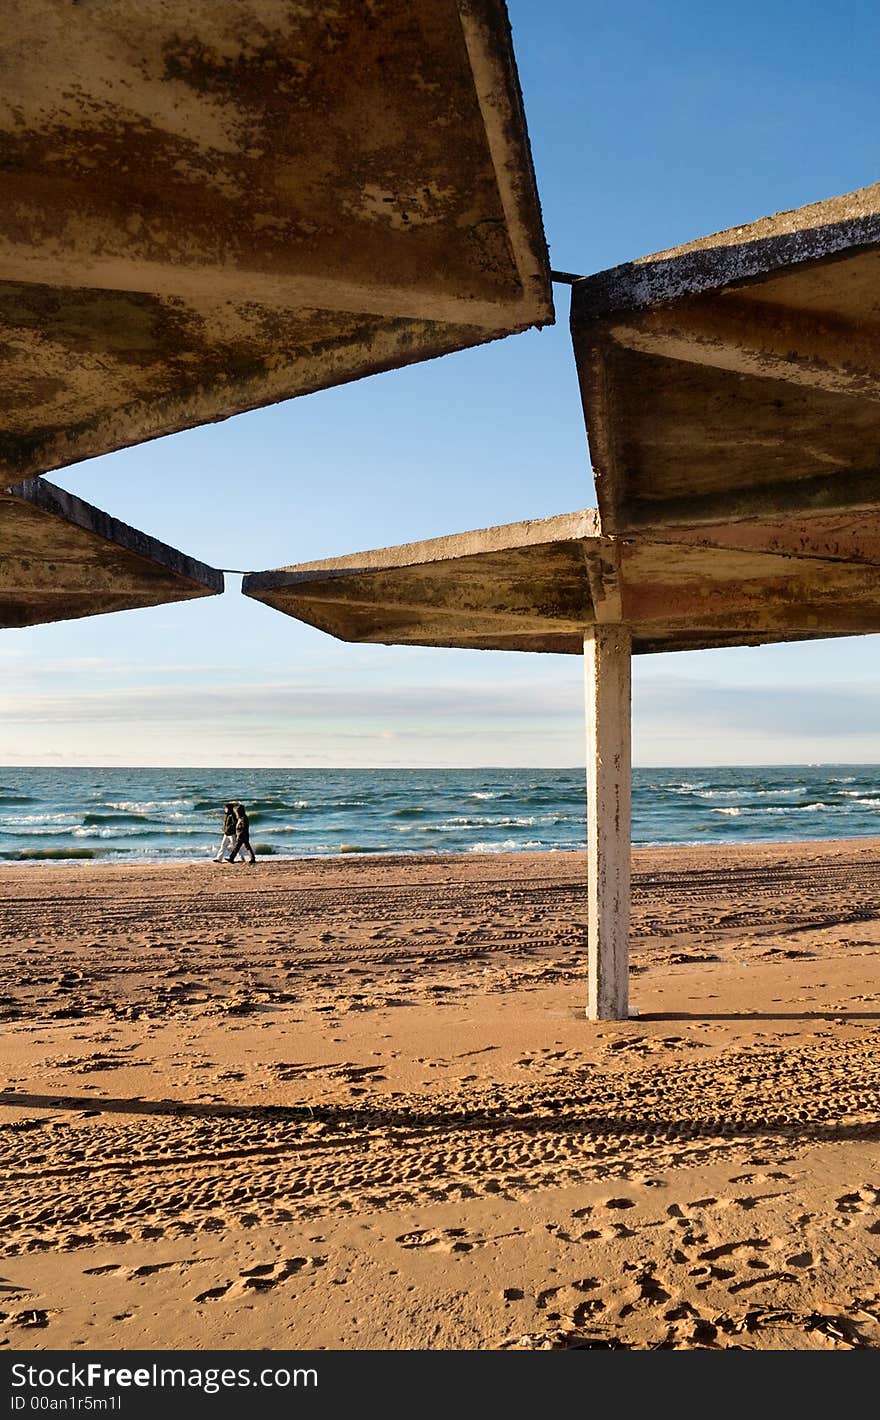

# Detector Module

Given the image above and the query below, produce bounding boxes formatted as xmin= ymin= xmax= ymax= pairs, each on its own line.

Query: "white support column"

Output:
xmin=584 ymin=626 xmax=632 ymax=1020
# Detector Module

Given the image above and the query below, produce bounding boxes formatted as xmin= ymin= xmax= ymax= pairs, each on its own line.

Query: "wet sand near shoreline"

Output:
xmin=0 ymin=841 xmax=878 ymax=1350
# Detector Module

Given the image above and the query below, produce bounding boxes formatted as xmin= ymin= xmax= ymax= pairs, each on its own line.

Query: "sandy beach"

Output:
xmin=0 ymin=840 xmax=878 ymax=1351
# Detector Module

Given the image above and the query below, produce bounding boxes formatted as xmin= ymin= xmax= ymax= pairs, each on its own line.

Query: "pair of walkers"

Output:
xmin=215 ymin=801 xmax=255 ymax=864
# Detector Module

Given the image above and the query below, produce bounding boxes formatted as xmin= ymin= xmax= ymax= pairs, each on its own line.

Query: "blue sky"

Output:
xmin=3 ymin=0 xmax=880 ymax=767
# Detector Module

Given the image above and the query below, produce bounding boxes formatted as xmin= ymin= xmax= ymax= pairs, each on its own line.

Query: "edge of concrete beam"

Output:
xmin=457 ymin=0 xmax=554 ymax=323
xmin=570 ymin=187 xmax=880 ymax=326
xmin=7 ymin=478 xmax=224 ymax=593
xmin=242 ymin=508 xmax=602 ymax=593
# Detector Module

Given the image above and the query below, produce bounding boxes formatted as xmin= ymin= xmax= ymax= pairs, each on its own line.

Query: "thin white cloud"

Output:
xmin=0 ymin=679 xmax=583 ymax=725
xmin=637 ymin=675 xmax=880 ymax=738
xmin=1 ymin=669 xmax=878 ymax=768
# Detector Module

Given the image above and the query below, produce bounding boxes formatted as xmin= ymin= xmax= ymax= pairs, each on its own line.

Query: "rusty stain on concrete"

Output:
xmin=241 ymin=504 xmax=880 ymax=655
xmin=0 ymin=1 xmax=552 ymax=487
xmin=0 ymin=478 xmax=222 ymax=628
xmin=570 ymin=182 xmax=880 ymax=538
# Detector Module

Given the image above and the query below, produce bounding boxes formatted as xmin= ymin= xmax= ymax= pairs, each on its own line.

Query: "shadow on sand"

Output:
xmin=1 ymin=1089 xmax=878 ymax=1147
xmin=636 ymin=1011 xmax=880 ymax=1022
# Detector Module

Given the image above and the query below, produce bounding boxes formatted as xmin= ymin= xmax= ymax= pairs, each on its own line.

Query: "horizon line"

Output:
xmin=2 ymin=762 xmax=879 ymax=772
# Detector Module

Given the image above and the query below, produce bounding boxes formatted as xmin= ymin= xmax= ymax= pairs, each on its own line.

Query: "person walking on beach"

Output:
xmin=227 ymin=802 xmax=256 ymax=864
xmin=215 ymin=802 xmax=238 ymax=862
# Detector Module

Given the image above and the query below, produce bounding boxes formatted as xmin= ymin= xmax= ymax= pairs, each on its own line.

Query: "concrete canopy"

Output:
xmin=242 ymin=506 xmax=880 ymax=654
xmin=0 ymin=0 xmax=552 ymax=490
xmin=570 ymin=182 xmax=880 ymax=553
xmin=244 ymin=184 xmax=880 ymax=655
xmin=0 ymin=478 xmax=222 ymax=628
xmin=244 ymin=181 xmax=880 ymax=1021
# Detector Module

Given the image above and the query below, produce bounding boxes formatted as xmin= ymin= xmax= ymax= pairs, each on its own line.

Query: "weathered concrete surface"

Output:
xmin=584 ymin=626 xmax=630 ymax=1021
xmin=570 ymin=182 xmax=880 ymax=539
xmin=242 ymin=508 xmax=880 ymax=653
xmin=245 ymin=512 xmax=598 ymax=651
xmin=0 ymin=478 xmax=222 ymax=628
xmin=0 ymin=0 xmax=552 ymax=488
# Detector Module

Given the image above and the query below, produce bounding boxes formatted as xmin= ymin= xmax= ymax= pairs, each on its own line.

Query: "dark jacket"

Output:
xmin=223 ymin=809 xmax=236 ymax=835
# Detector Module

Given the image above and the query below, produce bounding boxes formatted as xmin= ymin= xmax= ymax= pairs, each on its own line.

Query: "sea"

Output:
xmin=1 ymin=765 xmax=880 ymax=863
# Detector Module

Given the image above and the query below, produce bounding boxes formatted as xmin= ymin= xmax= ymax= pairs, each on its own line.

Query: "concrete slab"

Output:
xmin=0 ymin=478 xmax=222 ymax=628
xmin=242 ymin=507 xmax=880 ymax=653
xmin=570 ymin=182 xmax=880 ymax=540
xmin=0 ymin=0 xmax=552 ymax=488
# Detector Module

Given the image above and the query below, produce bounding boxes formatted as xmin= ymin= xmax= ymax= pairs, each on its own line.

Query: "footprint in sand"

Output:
xmin=239 ymin=1258 xmax=327 ymax=1290
xmin=697 ymin=1238 xmax=771 ymax=1261
xmin=732 ymin=1192 xmax=789 ymax=1211
xmin=7 ymin=1309 xmax=52 ymax=1328
xmin=394 ymin=1228 xmax=479 ymax=1254
xmin=194 ymin=1256 xmax=326 ymax=1303
xmin=536 ymin=1278 xmax=602 ymax=1314
xmin=835 ymin=1187 xmax=879 ymax=1215
xmin=129 ymin=1260 xmax=198 ymax=1279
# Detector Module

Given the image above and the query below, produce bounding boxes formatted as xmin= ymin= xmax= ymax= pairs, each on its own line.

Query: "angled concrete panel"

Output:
xmin=244 ymin=512 xmax=599 ymax=653
xmin=0 ymin=0 xmax=552 ymax=488
xmin=242 ymin=506 xmax=880 ymax=654
xmin=570 ymin=182 xmax=880 ymax=538
xmin=0 ymin=478 xmax=222 ymax=628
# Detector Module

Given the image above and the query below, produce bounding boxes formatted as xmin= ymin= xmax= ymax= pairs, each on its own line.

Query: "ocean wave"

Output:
xmin=5 ymin=768 xmax=880 ymax=863
xmin=712 ymin=801 xmax=838 ymax=817
xmin=437 ymin=814 xmax=559 ymax=828
xmin=466 ymin=839 xmax=545 ymax=853
xmin=762 ymin=802 xmax=833 ymax=814
xmin=82 ymin=811 xmax=154 ymax=825
xmin=0 ymin=847 xmax=99 ymax=861
xmin=697 ymin=787 xmax=809 ymax=800
xmin=103 ymin=799 xmax=190 ymax=814
xmin=1 ymin=813 xmax=81 ymax=826
xmin=660 ymin=781 xmax=710 ymax=793
xmin=715 ymin=787 xmax=808 ymax=799
xmin=73 ymin=824 xmax=208 ymax=839
xmin=209 ymin=801 xmax=316 ymax=817
xmin=520 ymin=796 xmax=580 ymax=809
